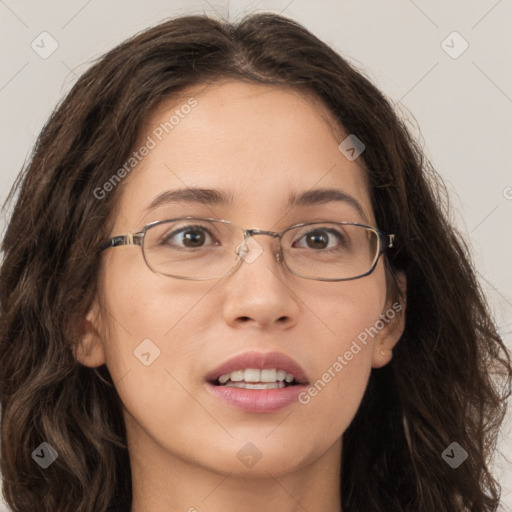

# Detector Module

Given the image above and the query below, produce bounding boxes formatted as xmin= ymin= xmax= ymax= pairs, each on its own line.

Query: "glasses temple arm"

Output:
xmin=98 ymin=233 xmax=143 ymax=252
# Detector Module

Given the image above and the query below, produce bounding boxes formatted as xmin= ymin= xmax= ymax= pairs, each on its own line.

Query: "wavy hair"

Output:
xmin=1 ymin=12 xmax=511 ymax=512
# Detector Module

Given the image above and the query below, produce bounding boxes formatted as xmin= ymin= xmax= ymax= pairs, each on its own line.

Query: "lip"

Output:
xmin=204 ymin=382 xmax=308 ymax=413
xmin=204 ymin=350 xmax=309 ymax=385
xmin=204 ymin=350 xmax=309 ymax=414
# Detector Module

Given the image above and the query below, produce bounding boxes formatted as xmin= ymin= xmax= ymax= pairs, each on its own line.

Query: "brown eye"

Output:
xmin=161 ymin=225 xmax=216 ymax=249
xmin=293 ymin=228 xmax=347 ymax=251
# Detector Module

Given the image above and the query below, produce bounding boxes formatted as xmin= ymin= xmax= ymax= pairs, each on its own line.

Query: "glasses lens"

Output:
xmin=143 ymin=219 xmax=381 ymax=280
xmin=143 ymin=219 xmax=243 ymax=279
xmin=281 ymin=223 xmax=380 ymax=280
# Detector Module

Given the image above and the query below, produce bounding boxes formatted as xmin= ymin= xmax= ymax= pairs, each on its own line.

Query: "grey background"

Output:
xmin=0 ymin=0 xmax=511 ymax=509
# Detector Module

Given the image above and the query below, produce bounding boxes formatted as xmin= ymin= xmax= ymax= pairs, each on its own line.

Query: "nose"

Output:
xmin=221 ymin=232 xmax=299 ymax=330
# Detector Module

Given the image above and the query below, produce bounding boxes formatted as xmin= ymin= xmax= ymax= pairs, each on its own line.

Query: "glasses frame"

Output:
xmin=98 ymin=216 xmax=395 ymax=282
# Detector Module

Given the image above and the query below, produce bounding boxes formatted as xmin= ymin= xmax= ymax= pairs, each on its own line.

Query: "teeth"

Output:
xmin=224 ymin=381 xmax=286 ymax=389
xmin=217 ymin=368 xmax=296 ymax=386
xmin=244 ymin=369 xmax=261 ymax=382
xmin=260 ymin=369 xmax=276 ymax=382
xmin=230 ymin=370 xmax=244 ymax=382
xmin=218 ymin=374 xmax=230 ymax=384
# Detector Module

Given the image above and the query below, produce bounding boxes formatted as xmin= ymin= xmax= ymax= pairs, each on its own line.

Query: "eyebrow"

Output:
xmin=143 ymin=186 xmax=369 ymax=222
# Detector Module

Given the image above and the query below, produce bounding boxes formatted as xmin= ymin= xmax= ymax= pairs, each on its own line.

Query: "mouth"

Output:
xmin=204 ymin=350 xmax=309 ymax=413
xmin=209 ymin=368 xmax=301 ymax=389
xmin=205 ymin=350 xmax=309 ymax=386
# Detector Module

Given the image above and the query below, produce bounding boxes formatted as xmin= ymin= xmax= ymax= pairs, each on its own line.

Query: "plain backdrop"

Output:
xmin=1 ymin=0 xmax=511 ymax=510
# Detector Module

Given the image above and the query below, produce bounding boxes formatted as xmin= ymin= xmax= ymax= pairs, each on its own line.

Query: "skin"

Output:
xmin=75 ymin=80 xmax=406 ymax=512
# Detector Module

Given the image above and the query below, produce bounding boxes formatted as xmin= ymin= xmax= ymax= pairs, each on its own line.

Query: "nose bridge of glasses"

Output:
xmin=245 ymin=228 xmax=280 ymax=239
xmin=233 ymin=228 xmax=282 ymax=261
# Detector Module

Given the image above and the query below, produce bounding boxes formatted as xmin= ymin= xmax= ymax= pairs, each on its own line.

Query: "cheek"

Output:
xmin=294 ymin=304 xmax=379 ymax=447
xmin=97 ymin=260 xmax=204 ymax=381
xmin=303 ymin=265 xmax=387 ymax=346
xmin=294 ymin=270 xmax=387 ymax=426
xmin=97 ymin=270 xmax=208 ymax=442
xmin=296 ymin=358 xmax=372 ymax=456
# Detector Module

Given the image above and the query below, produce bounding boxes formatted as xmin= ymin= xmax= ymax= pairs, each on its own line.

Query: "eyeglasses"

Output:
xmin=98 ymin=217 xmax=395 ymax=281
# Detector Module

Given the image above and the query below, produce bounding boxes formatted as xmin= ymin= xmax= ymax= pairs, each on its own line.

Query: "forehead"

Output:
xmin=114 ymin=80 xmax=373 ymax=229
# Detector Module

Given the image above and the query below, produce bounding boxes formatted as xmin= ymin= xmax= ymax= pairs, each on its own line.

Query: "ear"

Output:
xmin=69 ymin=298 xmax=107 ymax=368
xmin=371 ymin=271 xmax=406 ymax=369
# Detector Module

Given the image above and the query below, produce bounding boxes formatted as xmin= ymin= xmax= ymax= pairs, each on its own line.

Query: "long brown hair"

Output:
xmin=1 ymin=13 xmax=510 ymax=512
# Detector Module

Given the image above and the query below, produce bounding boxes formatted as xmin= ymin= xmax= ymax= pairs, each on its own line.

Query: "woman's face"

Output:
xmin=79 ymin=80 xmax=405 ymax=480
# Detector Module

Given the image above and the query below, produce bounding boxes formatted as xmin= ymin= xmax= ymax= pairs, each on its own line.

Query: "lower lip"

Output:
xmin=205 ymin=382 xmax=307 ymax=413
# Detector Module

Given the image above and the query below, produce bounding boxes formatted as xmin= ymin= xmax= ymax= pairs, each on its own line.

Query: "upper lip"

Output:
xmin=205 ymin=350 xmax=309 ymax=385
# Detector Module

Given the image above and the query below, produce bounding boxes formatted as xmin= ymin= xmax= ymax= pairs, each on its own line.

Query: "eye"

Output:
xmin=292 ymin=228 xmax=348 ymax=251
xmin=161 ymin=225 xmax=219 ymax=249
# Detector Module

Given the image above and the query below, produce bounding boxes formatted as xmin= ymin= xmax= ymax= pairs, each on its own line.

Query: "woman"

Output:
xmin=0 ymin=12 xmax=510 ymax=512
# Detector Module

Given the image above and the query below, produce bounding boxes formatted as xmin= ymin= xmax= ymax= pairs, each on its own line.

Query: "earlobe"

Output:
xmin=69 ymin=300 xmax=107 ymax=368
xmin=371 ymin=311 xmax=405 ymax=369
xmin=371 ymin=271 xmax=407 ymax=369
